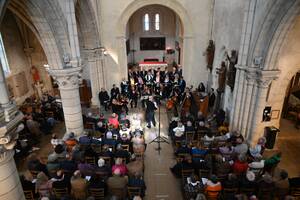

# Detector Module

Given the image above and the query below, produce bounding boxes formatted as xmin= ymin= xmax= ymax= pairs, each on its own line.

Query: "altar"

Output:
xmin=139 ymin=61 xmax=168 ymax=71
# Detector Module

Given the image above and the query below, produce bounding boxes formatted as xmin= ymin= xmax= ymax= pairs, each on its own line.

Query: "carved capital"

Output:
xmin=0 ymin=150 xmax=14 ymax=164
xmin=48 ymin=67 xmax=82 ymax=90
xmin=0 ymin=110 xmax=23 ymax=153
xmin=257 ymin=70 xmax=281 ymax=88
xmin=245 ymin=69 xmax=280 ymax=88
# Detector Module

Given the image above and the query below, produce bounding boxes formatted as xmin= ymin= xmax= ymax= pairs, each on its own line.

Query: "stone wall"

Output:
xmin=98 ymin=0 xmax=211 ymax=89
xmin=1 ymin=10 xmax=51 ymax=105
xmin=127 ymin=5 xmax=177 ymax=64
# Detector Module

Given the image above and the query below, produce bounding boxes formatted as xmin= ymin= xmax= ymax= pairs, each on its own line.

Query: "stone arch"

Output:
xmin=260 ymin=1 xmax=300 ymax=128
xmin=116 ymin=0 xmax=194 ymax=37
xmin=4 ymin=0 xmax=72 ymax=70
xmin=250 ymin=0 xmax=298 ymax=68
xmin=75 ymin=0 xmax=100 ymax=50
xmin=115 ymin=0 xmax=195 ymax=85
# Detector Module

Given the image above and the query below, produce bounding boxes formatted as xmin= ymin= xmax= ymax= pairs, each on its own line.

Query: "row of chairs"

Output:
xmin=181 ymin=168 xmax=300 ymax=200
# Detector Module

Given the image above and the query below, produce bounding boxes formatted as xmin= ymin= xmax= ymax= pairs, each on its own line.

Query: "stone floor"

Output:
xmin=18 ymin=105 xmax=300 ymax=199
xmin=265 ymin=118 xmax=300 ymax=177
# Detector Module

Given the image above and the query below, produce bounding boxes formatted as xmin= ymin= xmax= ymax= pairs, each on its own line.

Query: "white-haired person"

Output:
xmin=131 ymin=114 xmax=142 ymax=131
xmin=131 ymin=131 xmax=145 ymax=154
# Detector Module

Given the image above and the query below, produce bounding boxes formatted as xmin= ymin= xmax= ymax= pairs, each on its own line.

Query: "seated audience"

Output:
xmin=70 ymin=170 xmax=87 ymax=200
xmin=108 ymin=113 xmax=119 ymax=129
xmin=36 ymin=172 xmax=53 ymax=198
xmin=112 ymin=158 xmax=128 ymax=176
xmin=128 ymin=172 xmax=146 ymax=197
xmin=173 ymin=121 xmax=185 ymax=140
xmin=204 ymin=175 xmax=222 ymax=199
xmin=107 ymin=168 xmax=128 ymax=199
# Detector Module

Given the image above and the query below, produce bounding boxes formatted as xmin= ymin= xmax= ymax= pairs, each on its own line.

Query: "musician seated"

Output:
xmin=173 ymin=121 xmax=185 ymax=141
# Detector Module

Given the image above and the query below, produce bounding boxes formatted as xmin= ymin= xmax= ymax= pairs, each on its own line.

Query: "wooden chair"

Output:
xmin=89 ymin=188 xmax=105 ymax=200
xmin=135 ymin=152 xmax=145 ymax=161
xmin=45 ymin=111 xmax=54 ymax=118
xmin=258 ymin=187 xmax=274 ymax=200
xmin=99 ymin=156 xmax=112 ymax=166
xmin=205 ymin=190 xmax=221 ymax=200
xmin=85 ymin=122 xmax=95 ymax=130
xmin=192 ymin=153 xmax=206 ymax=160
xmin=222 ymin=188 xmax=238 ymax=199
xmin=290 ymin=186 xmax=300 ymax=198
xmin=127 ymin=186 xmax=142 ymax=199
xmin=239 ymin=187 xmax=256 ymax=197
xmin=53 ymin=187 xmax=69 ymax=199
xmin=109 ymin=188 xmax=127 ymax=199
xmin=92 ymin=144 xmax=102 ymax=154
xmin=199 ymin=169 xmax=211 ymax=179
xmin=176 ymin=153 xmax=190 ymax=163
xmin=121 ymin=144 xmax=130 ymax=152
xmin=185 ymin=131 xmax=195 ymax=141
xmin=24 ymin=190 xmax=35 ymax=200
xmin=85 ymin=156 xmax=96 ymax=165
xmin=102 ymin=144 xmax=115 ymax=152
xmin=29 ymin=170 xmax=39 ymax=179
xmin=181 ymin=169 xmax=195 ymax=184
xmin=93 ymin=131 xmax=103 ymax=138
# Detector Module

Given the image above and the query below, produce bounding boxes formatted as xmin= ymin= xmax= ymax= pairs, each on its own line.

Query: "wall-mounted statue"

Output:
xmin=30 ymin=66 xmax=40 ymax=84
xmin=226 ymin=50 xmax=238 ymax=91
xmin=205 ymin=40 xmax=215 ymax=72
xmin=216 ymin=61 xmax=227 ymax=92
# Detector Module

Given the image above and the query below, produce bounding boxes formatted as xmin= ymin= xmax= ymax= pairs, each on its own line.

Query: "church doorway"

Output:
xmin=282 ymin=71 xmax=300 ymax=125
xmin=125 ymin=4 xmax=183 ymax=80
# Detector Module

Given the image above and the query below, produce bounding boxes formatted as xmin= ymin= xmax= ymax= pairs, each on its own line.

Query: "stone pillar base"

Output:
xmin=0 ymin=151 xmax=25 ymax=200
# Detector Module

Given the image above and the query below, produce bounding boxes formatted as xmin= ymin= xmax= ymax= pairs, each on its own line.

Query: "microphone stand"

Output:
xmin=149 ymin=95 xmax=169 ymax=154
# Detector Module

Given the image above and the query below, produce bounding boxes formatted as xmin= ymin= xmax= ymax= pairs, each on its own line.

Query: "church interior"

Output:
xmin=0 ymin=0 xmax=299 ymax=200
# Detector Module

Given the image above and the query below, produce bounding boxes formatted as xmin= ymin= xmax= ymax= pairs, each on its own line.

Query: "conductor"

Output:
xmin=146 ymin=96 xmax=157 ymax=128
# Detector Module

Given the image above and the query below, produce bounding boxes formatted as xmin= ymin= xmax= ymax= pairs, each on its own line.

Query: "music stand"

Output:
xmin=149 ymin=95 xmax=169 ymax=154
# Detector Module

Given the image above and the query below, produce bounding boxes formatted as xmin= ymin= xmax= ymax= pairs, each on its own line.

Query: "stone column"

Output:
xmin=0 ymin=150 xmax=24 ymax=200
xmin=87 ymin=50 xmax=100 ymax=106
xmin=247 ymin=71 xmax=279 ymax=145
xmin=0 ymin=62 xmax=10 ymax=108
xmin=116 ymin=36 xmax=127 ymax=84
xmin=87 ymin=49 xmax=107 ymax=107
xmin=48 ymin=67 xmax=84 ymax=136
xmin=0 ymin=106 xmax=25 ymax=200
xmin=230 ymin=68 xmax=280 ymax=145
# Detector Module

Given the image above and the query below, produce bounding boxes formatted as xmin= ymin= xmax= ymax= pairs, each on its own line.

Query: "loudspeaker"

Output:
xmin=264 ymin=126 xmax=280 ymax=149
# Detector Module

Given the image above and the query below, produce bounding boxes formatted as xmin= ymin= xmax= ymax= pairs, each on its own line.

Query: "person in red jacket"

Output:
xmin=232 ymin=154 xmax=248 ymax=175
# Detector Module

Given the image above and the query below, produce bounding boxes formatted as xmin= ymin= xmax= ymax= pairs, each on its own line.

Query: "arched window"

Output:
xmin=155 ymin=13 xmax=160 ymax=31
xmin=144 ymin=13 xmax=150 ymax=31
xmin=0 ymin=33 xmax=10 ymax=77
